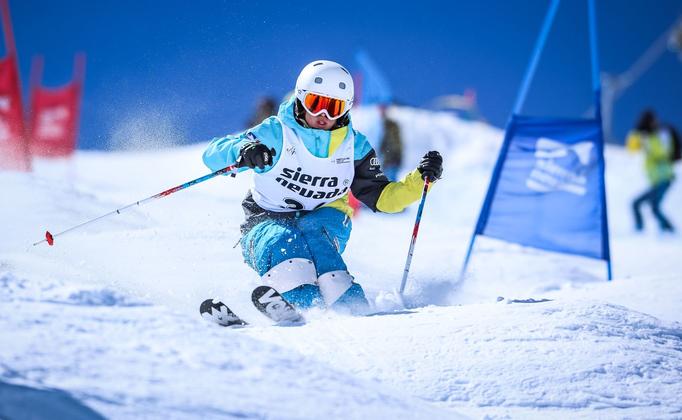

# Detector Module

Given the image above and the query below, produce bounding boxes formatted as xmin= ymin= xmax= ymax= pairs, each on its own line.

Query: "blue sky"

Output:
xmin=9 ymin=0 xmax=682 ymax=149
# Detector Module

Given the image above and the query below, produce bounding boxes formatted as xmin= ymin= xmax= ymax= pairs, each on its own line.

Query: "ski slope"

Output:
xmin=2 ymin=106 xmax=681 ymax=419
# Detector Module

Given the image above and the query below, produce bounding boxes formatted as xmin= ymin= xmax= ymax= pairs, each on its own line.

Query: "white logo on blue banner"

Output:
xmin=526 ymin=138 xmax=595 ymax=196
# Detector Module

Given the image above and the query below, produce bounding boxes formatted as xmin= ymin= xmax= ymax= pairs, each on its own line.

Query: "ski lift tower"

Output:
xmin=601 ymin=15 xmax=682 ymax=142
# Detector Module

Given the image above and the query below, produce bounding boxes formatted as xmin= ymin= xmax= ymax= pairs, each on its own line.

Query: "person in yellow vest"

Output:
xmin=626 ymin=110 xmax=676 ymax=232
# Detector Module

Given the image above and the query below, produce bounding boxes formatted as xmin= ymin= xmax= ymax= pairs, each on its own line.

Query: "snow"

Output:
xmin=2 ymin=105 xmax=682 ymax=419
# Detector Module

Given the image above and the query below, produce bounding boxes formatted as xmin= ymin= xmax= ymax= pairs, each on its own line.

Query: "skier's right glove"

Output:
xmin=238 ymin=141 xmax=275 ymax=170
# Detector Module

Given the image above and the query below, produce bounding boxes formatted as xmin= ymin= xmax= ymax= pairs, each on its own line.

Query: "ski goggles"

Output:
xmin=301 ymin=92 xmax=348 ymax=120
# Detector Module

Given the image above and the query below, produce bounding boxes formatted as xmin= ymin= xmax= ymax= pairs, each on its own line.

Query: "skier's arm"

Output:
xmin=349 ymin=150 xmax=391 ymax=211
xmin=350 ymin=149 xmax=436 ymax=214
xmin=376 ymin=169 xmax=431 ymax=213
xmin=202 ymin=117 xmax=283 ymax=173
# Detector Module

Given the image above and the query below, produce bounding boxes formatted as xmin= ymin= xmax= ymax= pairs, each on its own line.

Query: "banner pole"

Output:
xmin=459 ymin=1 xmax=560 ymax=282
xmin=27 ymin=56 xmax=44 ymax=155
xmin=0 ymin=0 xmax=15 ymax=55
xmin=459 ymin=118 xmax=516 ymax=282
xmin=588 ymin=0 xmax=613 ymax=281
xmin=512 ymin=0 xmax=561 ymax=115
xmin=74 ymin=52 xmax=87 ymax=83
xmin=72 ymin=53 xmax=86 ymax=152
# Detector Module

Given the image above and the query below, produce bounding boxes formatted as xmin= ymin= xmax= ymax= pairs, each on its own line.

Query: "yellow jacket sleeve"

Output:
xmin=376 ymin=169 xmax=431 ymax=213
xmin=626 ymin=131 xmax=642 ymax=152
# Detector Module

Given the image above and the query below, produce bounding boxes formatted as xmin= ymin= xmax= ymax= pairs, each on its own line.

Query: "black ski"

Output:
xmin=251 ymin=286 xmax=304 ymax=324
xmin=200 ymin=299 xmax=248 ymax=327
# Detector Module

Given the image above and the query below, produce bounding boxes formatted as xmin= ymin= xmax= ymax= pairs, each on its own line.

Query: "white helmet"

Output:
xmin=295 ymin=60 xmax=354 ymax=119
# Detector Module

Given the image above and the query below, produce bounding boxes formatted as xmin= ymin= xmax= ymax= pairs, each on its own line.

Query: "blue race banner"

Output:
xmin=354 ymin=49 xmax=392 ymax=105
xmin=460 ymin=0 xmax=611 ymax=281
xmin=476 ymin=115 xmax=608 ymax=260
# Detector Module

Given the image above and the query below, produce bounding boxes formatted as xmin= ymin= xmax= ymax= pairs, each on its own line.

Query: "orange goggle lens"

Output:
xmin=303 ymin=93 xmax=346 ymax=119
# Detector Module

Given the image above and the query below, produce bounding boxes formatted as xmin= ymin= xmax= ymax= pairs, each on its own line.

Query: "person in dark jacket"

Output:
xmin=247 ymin=97 xmax=277 ymax=128
xmin=378 ymin=104 xmax=403 ymax=181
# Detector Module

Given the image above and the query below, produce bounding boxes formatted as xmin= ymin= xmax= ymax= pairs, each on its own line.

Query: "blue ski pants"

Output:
xmin=241 ymin=207 xmax=352 ymax=277
xmin=632 ymin=180 xmax=674 ymax=231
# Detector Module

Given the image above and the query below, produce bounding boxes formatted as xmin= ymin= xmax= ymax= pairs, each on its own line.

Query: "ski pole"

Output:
xmin=32 ymin=162 xmax=240 ymax=247
xmin=399 ymin=177 xmax=432 ymax=296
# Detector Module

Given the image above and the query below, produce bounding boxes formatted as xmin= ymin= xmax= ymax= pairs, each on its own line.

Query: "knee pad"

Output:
xmin=261 ymin=258 xmax=317 ymax=293
xmin=317 ymin=270 xmax=354 ymax=306
xmin=317 ymin=270 xmax=370 ymax=314
xmin=318 ymin=270 xmax=370 ymax=315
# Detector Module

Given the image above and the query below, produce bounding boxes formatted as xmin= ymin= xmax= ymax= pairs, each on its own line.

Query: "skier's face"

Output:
xmin=304 ymin=111 xmax=334 ymax=130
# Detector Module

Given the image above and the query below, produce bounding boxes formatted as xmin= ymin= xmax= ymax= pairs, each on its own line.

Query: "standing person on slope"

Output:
xmin=627 ymin=109 xmax=677 ymax=233
xmin=203 ymin=60 xmax=443 ymax=314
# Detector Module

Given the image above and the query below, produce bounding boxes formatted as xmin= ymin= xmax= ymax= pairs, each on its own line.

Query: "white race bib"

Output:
xmin=251 ymin=118 xmax=354 ymax=212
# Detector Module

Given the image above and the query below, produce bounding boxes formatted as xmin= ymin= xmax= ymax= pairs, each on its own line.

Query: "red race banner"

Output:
xmin=28 ymin=54 xmax=85 ymax=157
xmin=0 ymin=0 xmax=29 ymax=170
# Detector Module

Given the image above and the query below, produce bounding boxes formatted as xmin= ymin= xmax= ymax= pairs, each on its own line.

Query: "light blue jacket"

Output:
xmin=202 ymin=96 xmax=374 ymax=173
xmin=203 ymin=96 xmax=428 ymax=217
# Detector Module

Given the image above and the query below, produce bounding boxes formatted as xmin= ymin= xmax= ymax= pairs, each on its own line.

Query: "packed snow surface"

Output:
xmin=2 ymin=106 xmax=681 ymax=419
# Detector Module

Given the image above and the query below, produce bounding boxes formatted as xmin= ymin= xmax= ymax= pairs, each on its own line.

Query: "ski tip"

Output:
xmin=250 ymin=285 xmax=271 ymax=300
xmin=251 ymin=285 xmax=304 ymax=325
xmin=199 ymin=298 xmax=215 ymax=314
xmin=200 ymin=298 xmax=248 ymax=327
xmin=45 ymin=231 xmax=54 ymax=246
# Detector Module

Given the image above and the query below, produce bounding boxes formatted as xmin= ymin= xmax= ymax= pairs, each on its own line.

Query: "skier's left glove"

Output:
xmin=417 ymin=151 xmax=443 ymax=181
xmin=238 ymin=142 xmax=275 ymax=170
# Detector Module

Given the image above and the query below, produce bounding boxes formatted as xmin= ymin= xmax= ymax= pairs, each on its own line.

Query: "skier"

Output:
xmin=627 ymin=109 xmax=677 ymax=232
xmin=203 ymin=60 xmax=443 ymax=314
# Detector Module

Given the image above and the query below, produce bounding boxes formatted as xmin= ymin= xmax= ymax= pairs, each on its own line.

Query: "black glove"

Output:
xmin=238 ymin=142 xmax=275 ymax=169
xmin=417 ymin=151 xmax=443 ymax=181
